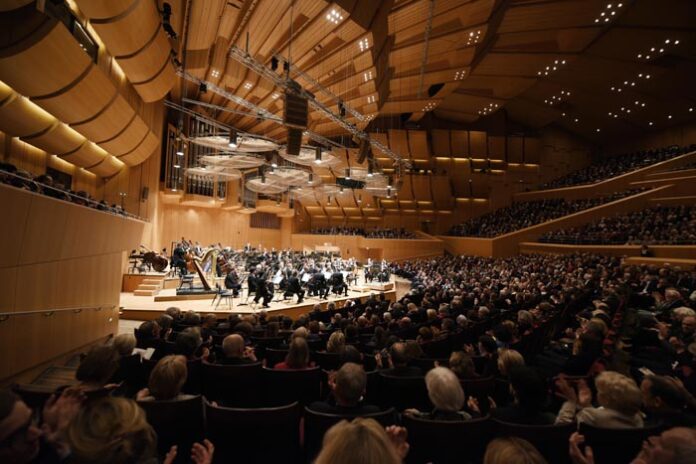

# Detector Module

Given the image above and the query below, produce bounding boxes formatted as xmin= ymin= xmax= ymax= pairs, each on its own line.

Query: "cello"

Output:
xmin=139 ymin=245 xmax=169 ymax=272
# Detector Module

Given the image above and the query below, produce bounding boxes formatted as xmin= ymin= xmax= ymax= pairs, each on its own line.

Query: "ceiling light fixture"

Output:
xmin=358 ymin=37 xmax=370 ymax=52
xmin=326 ymin=8 xmax=344 ymax=24
xmin=228 ymin=130 xmax=238 ymax=148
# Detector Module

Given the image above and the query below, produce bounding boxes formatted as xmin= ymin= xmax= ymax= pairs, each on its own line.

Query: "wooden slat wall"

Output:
xmin=432 ymin=129 xmax=451 ymax=157
xmin=0 ymin=183 xmax=144 ymax=380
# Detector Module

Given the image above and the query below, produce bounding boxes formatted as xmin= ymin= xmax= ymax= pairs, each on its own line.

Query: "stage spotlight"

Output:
xmin=345 ymin=168 xmax=350 ymax=180
xmin=271 ymin=56 xmax=279 ymax=71
xmin=314 ymin=146 xmax=322 ymax=164
xmin=199 ymin=82 xmax=207 ymax=93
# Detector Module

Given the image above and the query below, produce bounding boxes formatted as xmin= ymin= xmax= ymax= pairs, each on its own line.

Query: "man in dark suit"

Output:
xmin=330 ymin=271 xmax=348 ymax=297
xmin=253 ymin=270 xmax=271 ymax=308
xmin=378 ymin=342 xmax=422 ymax=377
xmin=284 ymin=271 xmax=305 ymax=303
xmin=216 ymin=334 xmax=257 ymax=365
xmin=224 ymin=270 xmax=242 ymax=297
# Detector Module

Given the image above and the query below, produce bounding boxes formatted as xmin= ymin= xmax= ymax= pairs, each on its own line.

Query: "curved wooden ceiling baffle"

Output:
xmin=74 ymin=0 xmax=176 ymax=103
xmin=0 ymin=5 xmax=161 ymax=174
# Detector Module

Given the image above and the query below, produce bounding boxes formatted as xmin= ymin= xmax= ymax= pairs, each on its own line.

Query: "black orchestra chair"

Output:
xmin=403 ymin=414 xmax=494 ymax=464
xmin=303 ymin=407 xmax=397 ymax=461
xmin=493 ymin=418 xmax=576 ymax=464
xmin=261 ymin=367 xmax=322 ymax=407
xmin=201 ymin=361 xmax=262 ymax=407
xmin=205 ymin=400 xmax=301 ymax=464
xmin=137 ymin=395 xmax=205 ymax=464
xmin=377 ymin=374 xmax=429 ymax=411
xmin=578 ymin=422 xmax=665 ymax=464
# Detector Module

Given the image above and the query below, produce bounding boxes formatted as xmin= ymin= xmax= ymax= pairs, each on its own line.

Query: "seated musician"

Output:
xmin=224 ymin=270 xmax=242 ymax=297
xmin=309 ymin=270 xmax=329 ymax=299
xmin=284 ymin=271 xmax=305 ymax=303
xmin=171 ymin=242 xmax=187 ymax=275
xmin=330 ymin=271 xmax=349 ymax=297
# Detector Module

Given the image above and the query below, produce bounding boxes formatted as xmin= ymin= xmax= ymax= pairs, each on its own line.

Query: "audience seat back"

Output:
xmin=493 ymin=418 xmax=575 ymax=464
xmin=403 ymin=414 xmax=494 ymax=464
xmin=409 ymin=357 xmax=448 ymax=372
xmin=261 ymin=367 xmax=321 ymax=407
xmin=201 ymin=361 xmax=262 ymax=407
xmin=303 ymin=407 xmax=396 ymax=461
xmin=377 ymin=374 xmax=429 ymax=411
xmin=205 ymin=401 xmax=301 ymax=464
xmin=137 ymin=395 xmax=204 ymax=463
xmin=265 ymin=347 xmax=289 ymax=367
xmin=578 ymin=422 xmax=665 ymax=464
xmin=312 ymin=351 xmax=341 ymax=371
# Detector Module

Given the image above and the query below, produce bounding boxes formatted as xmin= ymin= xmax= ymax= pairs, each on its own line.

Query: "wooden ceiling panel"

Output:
xmin=498 ymin=0 xmax=606 ymax=34
xmin=493 ymin=28 xmax=600 ymax=53
xmin=473 ymin=53 xmax=577 ymax=77
xmin=453 ymin=75 xmax=536 ymax=99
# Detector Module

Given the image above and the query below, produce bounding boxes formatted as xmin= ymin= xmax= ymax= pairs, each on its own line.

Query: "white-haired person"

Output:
xmin=404 ymin=367 xmax=476 ymax=421
xmin=556 ymin=371 xmax=644 ymax=427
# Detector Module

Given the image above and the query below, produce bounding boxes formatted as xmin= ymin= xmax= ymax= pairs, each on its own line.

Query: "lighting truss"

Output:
xmin=273 ymin=53 xmax=366 ymax=122
xmin=227 ymin=45 xmax=410 ymax=171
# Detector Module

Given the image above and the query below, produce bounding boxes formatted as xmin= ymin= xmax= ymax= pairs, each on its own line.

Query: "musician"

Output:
xmin=253 ymin=270 xmax=271 ymax=308
xmin=330 ymin=271 xmax=348 ymax=297
xmin=309 ymin=269 xmax=329 ymax=299
xmin=224 ymin=270 xmax=242 ymax=297
xmin=193 ymin=241 xmax=204 ymax=257
xmin=284 ymin=271 xmax=305 ymax=304
xmin=171 ymin=242 xmax=188 ymax=275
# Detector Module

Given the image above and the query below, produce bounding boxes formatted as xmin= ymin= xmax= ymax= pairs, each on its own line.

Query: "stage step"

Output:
xmin=138 ymin=284 xmax=160 ymax=291
xmin=134 ymin=289 xmax=160 ymax=296
xmin=143 ymin=278 xmax=164 ymax=285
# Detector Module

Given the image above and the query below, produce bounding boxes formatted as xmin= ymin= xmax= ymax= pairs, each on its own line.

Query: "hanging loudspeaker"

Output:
xmin=283 ymin=91 xmax=308 ymax=129
xmin=286 ymin=128 xmax=302 ymax=156
xmin=357 ymin=138 xmax=371 ymax=164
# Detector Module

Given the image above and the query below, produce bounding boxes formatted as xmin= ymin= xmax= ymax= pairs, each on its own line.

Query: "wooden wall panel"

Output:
xmin=470 ymin=131 xmax=487 ymax=157
xmin=450 ymin=130 xmax=469 ymax=157
xmin=507 ymin=136 xmax=524 ymax=163
xmin=0 ymin=184 xmax=143 ymax=380
xmin=60 ymin=141 xmax=107 ymax=168
xmin=0 ymin=0 xmax=33 ymax=11
xmin=408 ymin=130 xmax=430 ymax=161
xmin=88 ymin=0 xmax=159 ymax=56
xmin=388 ymin=129 xmax=411 ymax=160
xmin=524 ymin=137 xmax=541 ymax=164
xmin=431 ymin=129 xmax=451 ymax=156
xmin=0 ymin=94 xmax=54 ymax=137
xmin=32 ymin=66 xmax=115 ymax=124
xmin=75 ymin=0 xmax=134 ymax=19
xmin=488 ymin=135 xmax=506 ymax=160
xmin=71 ymin=94 xmax=135 ymax=143
xmin=22 ymin=123 xmax=83 ymax=156
xmin=0 ymin=20 xmax=92 ymax=98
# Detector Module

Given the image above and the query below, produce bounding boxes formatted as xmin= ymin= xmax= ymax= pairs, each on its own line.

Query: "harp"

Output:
xmin=191 ymin=249 xmax=218 ymax=290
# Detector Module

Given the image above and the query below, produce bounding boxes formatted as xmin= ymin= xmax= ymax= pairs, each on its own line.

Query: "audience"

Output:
xmin=310 ymin=226 xmax=418 ymax=239
xmin=540 ymin=205 xmax=696 ymax=245
xmin=448 ymin=190 xmax=642 ymax=237
xmin=309 ymin=363 xmax=380 ymax=415
xmin=0 ymin=162 xmax=136 ymax=218
xmin=484 ymin=437 xmax=548 ymax=464
xmin=217 ymin=334 xmax=257 ymax=364
xmin=137 ymin=355 xmax=194 ymax=401
xmin=404 ymin=367 xmax=472 ymax=421
xmin=538 ymin=144 xmax=692 ymax=190
xmin=274 ymin=337 xmax=313 ymax=369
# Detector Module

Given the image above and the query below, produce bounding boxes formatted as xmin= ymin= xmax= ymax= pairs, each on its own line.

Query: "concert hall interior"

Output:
xmin=1 ymin=1 xmax=696 ymax=463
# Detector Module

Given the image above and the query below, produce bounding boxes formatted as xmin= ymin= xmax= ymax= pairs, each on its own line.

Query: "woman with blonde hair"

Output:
xmin=314 ymin=418 xmax=408 ymax=464
xmin=556 ymin=371 xmax=644 ymax=427
xmin=448 ymin=351 xmax=479 ymax=380
xmin=484 ymin=437 xmax=547 ymax=464
xmin=497 ymin=349 xmax=525 ymax=378
xmin=326 ymin=331 xmax=346 ymax=353
xmin=137 ymin=355 xmax=193 ymax=401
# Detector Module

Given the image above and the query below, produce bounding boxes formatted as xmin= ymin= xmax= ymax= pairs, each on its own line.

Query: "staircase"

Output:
xmin=134 ymin=277 xmax=164 ymax=296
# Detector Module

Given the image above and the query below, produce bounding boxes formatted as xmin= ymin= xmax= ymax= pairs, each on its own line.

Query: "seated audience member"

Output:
xmin=339 ymin=345 xmax=364 ymax=367
xmin=497 ymin=349 xmax=525 ymax=378
xmin=67 ymin=397 xmax=214 ymax=464
xmin=217 ymin=334 xmax=257 ymax=365
xmin=137 ymin=355 xmax=194 ymax=401
xmin=75 ymin=345 xmax=120 ymax=393
xmin=313 ymin=418 xmax=409 ymax=464
xmin=405 ymin=367 xmax=473 ymax=421
xmin=274 ymin=337 xmax=314 ymax=370
xmin=112 ymin=333 xmax=136 ymax=358
xmin=136 ymin=320 xmax=161 ymax=348
xmin=378 ymin=342 xmax=423 ymax=377
xmin=477 ymin=335 xmax=500 ymax=377
xmin=487 ymin=367 xmax=556 ymax=425
xmin=562 ymin=332 xmax=603 ymax=376
xmin=569 ymin=427 xmax=696 ymax=464
xmin=484 ymin=437 xmax=548 ymax=464
xmin=641 ymin=375 xmax=696 ymax=428
xmin=448 ymin=351 xmax=479 ymax=380
xmin=0 ymin=388 xmax=83 ymax=463
xmin=156 ymin=314 xmax=174 ymax=341
xmin=556 ymin=371 xmax=644 ymax=427
xmin=174 ymin=327 xmax=208 ymax=360
xmin=308 ymin=363 xmax=380 ymax=415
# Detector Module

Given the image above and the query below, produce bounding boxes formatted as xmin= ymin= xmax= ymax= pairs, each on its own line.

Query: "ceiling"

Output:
xmin=165 ymin=0 xmax=696 ymax=143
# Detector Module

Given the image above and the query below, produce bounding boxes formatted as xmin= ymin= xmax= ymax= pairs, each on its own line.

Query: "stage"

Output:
xmin=119 ymin=278 xmax=411 ymax=321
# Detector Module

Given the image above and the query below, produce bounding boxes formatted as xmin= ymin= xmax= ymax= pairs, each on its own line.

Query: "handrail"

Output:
xmin=0 ymin=168 xmax=148 ymax=222
xmin=0 ymin=305 xmax=117 ymax=319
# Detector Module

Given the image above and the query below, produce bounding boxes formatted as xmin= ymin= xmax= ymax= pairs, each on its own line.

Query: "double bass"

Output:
xmin=140 ymin=245 xmax=169 ymax=272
